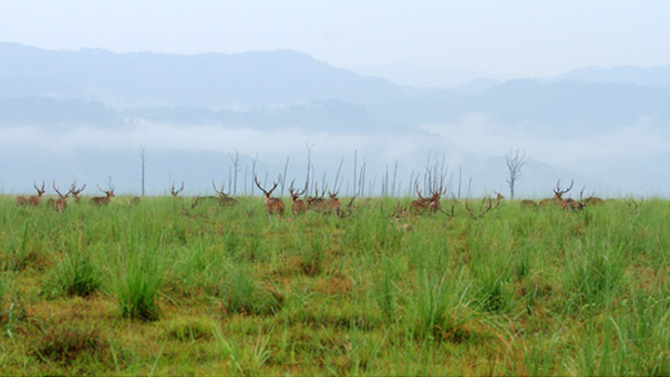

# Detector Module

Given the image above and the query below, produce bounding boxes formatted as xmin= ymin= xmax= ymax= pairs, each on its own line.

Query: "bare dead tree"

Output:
xmin=229 ymin=150 xmax=240 ymax=196
xmin=250 ymin=154 xmax=259 ymax=196
xmin=305 ymin=142 xmax=314 ymax=196
xmin=333 ymin=157 xmax=344 ymax=194
xmin=140 ymin=147 xmax=146 ymax=196
xmin=352 ymin=150 xmax=358 ymax=197
xmin=505 ymin=148 xmax=527 ymax=200
xmin=281 ymin=156 xmax=290 ymax=196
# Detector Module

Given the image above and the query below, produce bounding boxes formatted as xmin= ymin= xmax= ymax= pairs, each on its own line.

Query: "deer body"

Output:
xmin=521 ymin=199 xmax=538 ymax=208
xmin=561 ymin=198 xmax=584 ymax=211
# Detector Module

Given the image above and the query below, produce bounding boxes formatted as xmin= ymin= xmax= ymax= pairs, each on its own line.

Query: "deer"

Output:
xmin=254 ymin=175 xmax=284 ymax=217
xmin=539 ymin=179 xmax=573 ymax=206
xmin=546 ymin=179 xmax=585 ymax=211
xmin=170 ymin=181 xmax=185 ymax=197
xmin=521 ymin=199 xmax=538 ymax=208
xmin=69 ymin=181 xmax=86 ymax=204
xmin=51 ymin=181 xmax=72 ymax=212
xmin=289 ymin=180 xmax=307 ymax=216
xmin=306 ymin=183 xmax=328 ymax=213
xmin=90 ymin=184 xmax=115 ymax=206
xmin=14 ymin=195 xmax=28 ymax=206
xmin=212 ymin=181 xmax=238 ymax=207
xmin=409 ymin=183 xmax=446 ymax=215
xmin=326 ymin=190 xmax=343 ymax=217
xmin=581 ymin=190 xmax=605 ymax=206
xmin=27 ymin=181 xmax=46 ymax=206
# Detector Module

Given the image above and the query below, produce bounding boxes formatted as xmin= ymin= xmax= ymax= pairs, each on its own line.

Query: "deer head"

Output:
xmin=552 ymin=179 xmax=574 ymax=203
xmin=69 ymin=181 xmax=86 ymax=204
xmin=171 ymin=181 xmax=184 ymax=197
xmin=254 ymin=175 xmax=284 ymax=217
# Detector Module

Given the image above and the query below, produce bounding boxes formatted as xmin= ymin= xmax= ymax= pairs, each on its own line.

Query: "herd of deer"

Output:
xmin=255 ymin=175 xmax=348 ymax=217
xmin=13 ymin=180 xmax=114 ymax=211
xmin=520 ymin=180 xmax=605 ymax=210
xmin=11 ymin=177 xmax=606 ymax=218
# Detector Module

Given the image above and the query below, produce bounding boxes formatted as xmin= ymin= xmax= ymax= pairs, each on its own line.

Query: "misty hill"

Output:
xmin=555 ymin=65 xmax=670 ymax=87
xmin=0 ymin=43 xmax=419 ymax=108
xmin=2 ymin=43 xmax=670 ymax=138
xmin=370 ymin=80 xmax=670 ymax=137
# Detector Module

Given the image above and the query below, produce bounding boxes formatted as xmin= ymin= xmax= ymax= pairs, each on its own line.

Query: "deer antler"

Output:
xmin=289 ymin=180 xmax=307 ymax=198
xmin=70 ymin=180 xmax=86 ymax=195
xmin=254 ymin=175 xmax=280 ymax=197
xmin=212 ymin=180 xmax=230 ymax=196
xmin=52 ymin=180 xmax=70 ymax=198
xmin=415 ymin=183 xmax=426 ymax=201
xmin=554 ymin=179 xmax=574 ymax=196
xmin=34 ymin=181 xmax=46 ymax=194
xmin=171 ymin=181 xmax=185 ymax=196
xmin=465 ymin=196 xmax=493 ymax=220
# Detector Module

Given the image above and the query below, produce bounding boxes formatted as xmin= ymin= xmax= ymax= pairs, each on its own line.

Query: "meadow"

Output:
xmin=0 ymin=194 xmax=669 ymax=375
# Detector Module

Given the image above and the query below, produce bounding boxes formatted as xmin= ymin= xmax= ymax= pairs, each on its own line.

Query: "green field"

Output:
xmin=1 ymin=195 xmax=669 ymax=375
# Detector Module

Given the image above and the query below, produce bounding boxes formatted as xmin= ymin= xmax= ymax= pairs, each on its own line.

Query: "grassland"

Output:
xmin=1 ymin=195 xmax=669 ymax=375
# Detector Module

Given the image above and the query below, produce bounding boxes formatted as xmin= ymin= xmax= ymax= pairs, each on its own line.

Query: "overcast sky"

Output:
xmin=2 ymin=1 xmax=670 ymax=80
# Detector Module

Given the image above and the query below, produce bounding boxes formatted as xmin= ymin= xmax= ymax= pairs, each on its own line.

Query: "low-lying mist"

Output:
xmin=2 ymin=115 xmax=668 ymax=198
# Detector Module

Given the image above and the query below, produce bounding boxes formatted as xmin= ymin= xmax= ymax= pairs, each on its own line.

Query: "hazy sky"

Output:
xmin=2 ymin=1 xmax=670 ymax=79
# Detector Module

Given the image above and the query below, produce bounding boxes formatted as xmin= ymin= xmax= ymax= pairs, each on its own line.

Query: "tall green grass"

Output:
xmin=1 ymin=195 xmax=669 ymax=375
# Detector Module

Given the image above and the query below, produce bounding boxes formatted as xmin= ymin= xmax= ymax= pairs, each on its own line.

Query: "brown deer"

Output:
xmin=212 ymin=181 xmax=238 ymax=207
xmin=539 ymin=179 xmax=573 ymax=206
xmin=521 ymin=199 xmax=538 ymax=208
xmin=548 ymin=179 xmax=585 ymax=211
xmin=561 ymin=198 xmax=584 ymax=211
xmin=254 ymin=175 xmax=284 ymax=217
xmin=306 ymin=184 xmax=328 ymax=213
xmin=326 ymin=190 xmax=343 ymax=216
xmin=27 ymin=181 xmax=46 ymax=206
xmin=289 ymin=181 xmax=307 ymax=216
xmin=90 ymin=184 xmax=115 ymax=206
xmin=14 ymin=195 xmax=28 ymax=206
xmin=170 ymin=181 xmax=185 ymax=197
xmin=52 ymin=181 xmax=72 ymax=212
xmin=69 ymin=181 xmax=86 ymax=204
xmin=409 ymin=183 xmax=446 ymax=215
xmin=581 ymin=190 xmax=605 ymax=206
